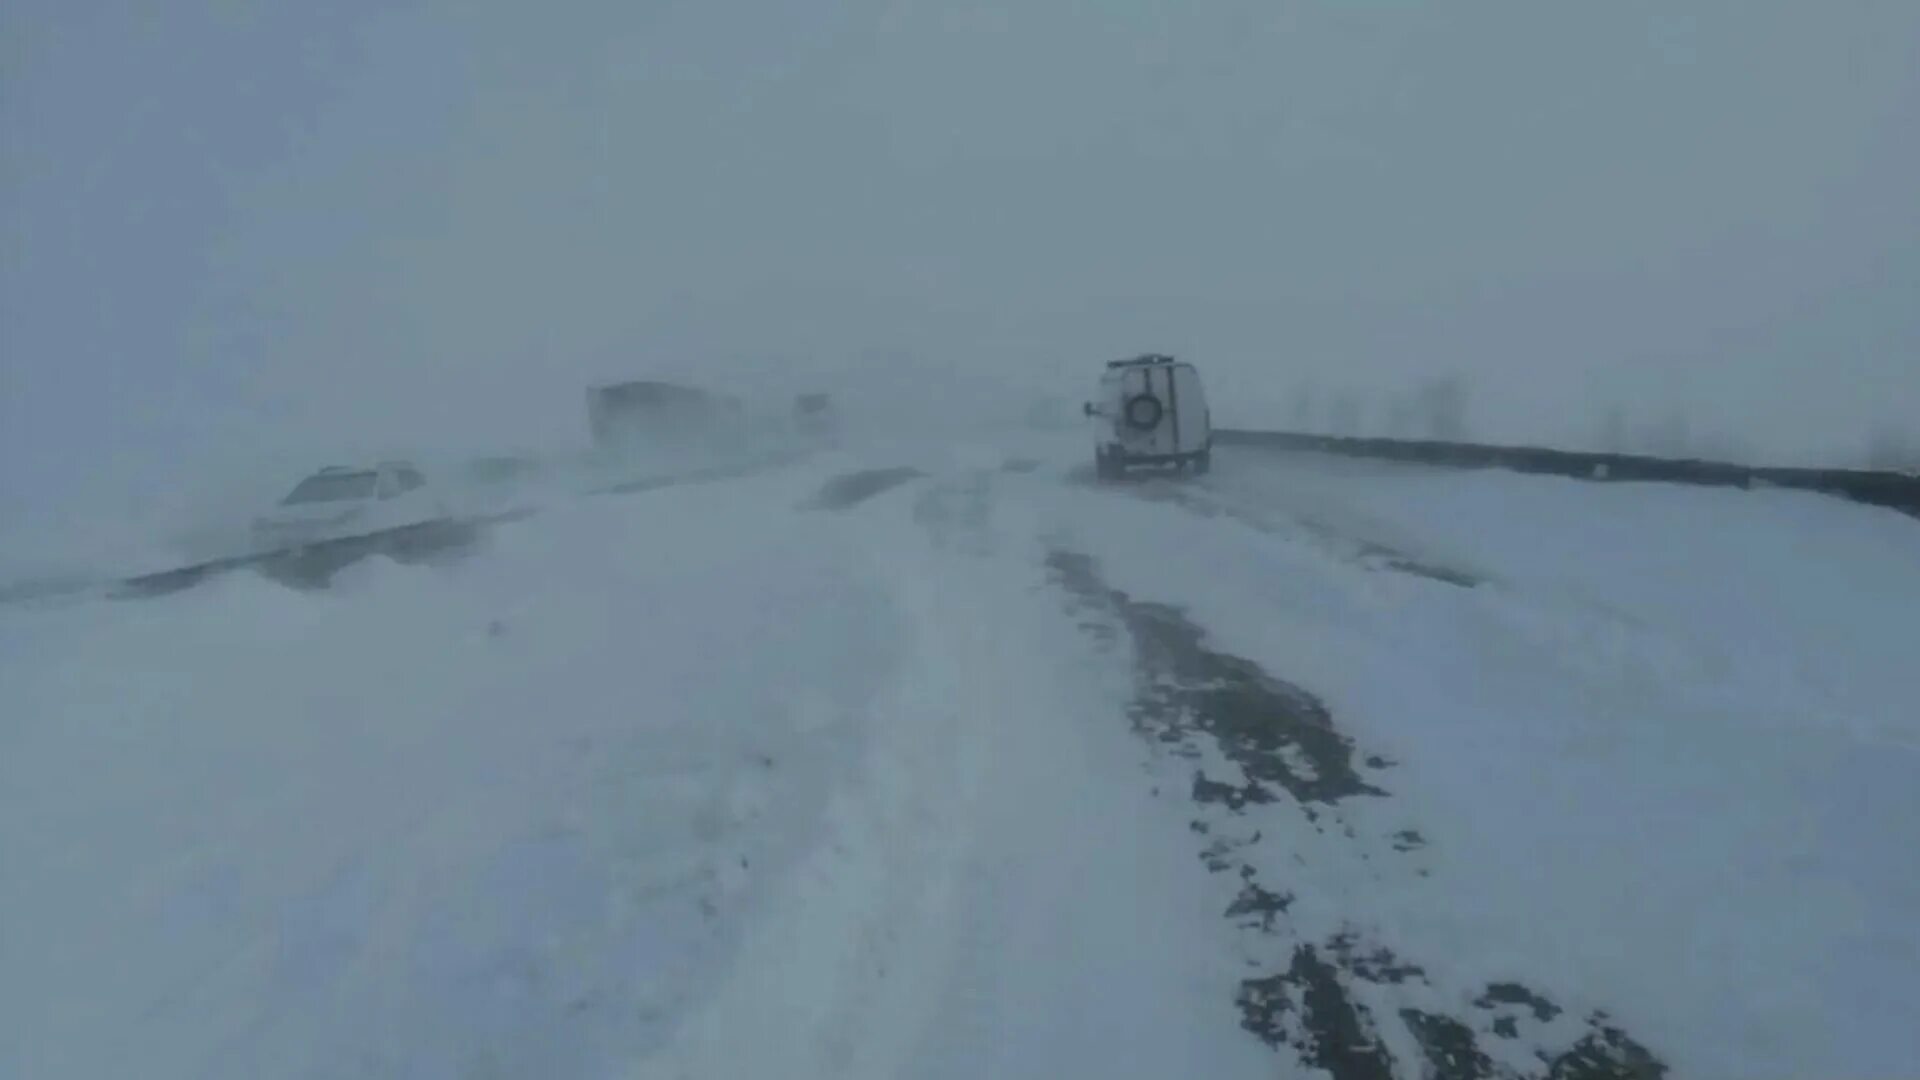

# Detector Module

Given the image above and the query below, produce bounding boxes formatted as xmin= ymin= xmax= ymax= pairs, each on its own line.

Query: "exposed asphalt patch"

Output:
xmin=1240 ymin=944 xmax=1396 ymax=1080
xmin=1224 ymin=881 xmax=1293 ymax=932
xmin=1478 ymin=983 xmax=1563 ymax=1023
xmin=1048 ymin=550 xmax=1381 ymax=811
xmin=1045 ymin=548 xmax=1665 ymax=1080
xmin=1402 ymin=1009 xmax=1496 ymax=1080
xmin=802 ymin=467 xmax=925 ymax=511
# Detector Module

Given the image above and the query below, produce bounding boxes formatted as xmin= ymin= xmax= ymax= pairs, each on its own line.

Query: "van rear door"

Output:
xmin=1170 ymin=364 xmax=1210 ymax=455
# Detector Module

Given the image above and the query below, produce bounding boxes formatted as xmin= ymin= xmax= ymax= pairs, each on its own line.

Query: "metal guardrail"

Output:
xmin=108 ymin=450 xmax=804 ymax=600
xmin=1214 ymin=430 xmax=1920 ymax=519
xmin=113 ymin=517 xmax=493 ymax=598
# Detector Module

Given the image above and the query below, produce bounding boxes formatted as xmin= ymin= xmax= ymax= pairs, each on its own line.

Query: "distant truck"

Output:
xmin=586 ymin=380 xmax=742 ymax=453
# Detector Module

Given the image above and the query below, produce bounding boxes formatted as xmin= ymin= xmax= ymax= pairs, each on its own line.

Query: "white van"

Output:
xmin=1085 ymin=355 xmax=1212 ymax=479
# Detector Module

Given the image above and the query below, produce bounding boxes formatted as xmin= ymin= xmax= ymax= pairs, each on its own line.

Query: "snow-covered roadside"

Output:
xmin=0 ymin=437 xmax=811 ymax=608
xmin=1201 ymin=449 xmax=1920 ymax=748
xmin=1035 ymin=448 xmax=1920 ymax=1077
xmin=2 ymin=443 xmax=1273 ymax=1080
xmin=0 ymin=462 xmax=900 ymax=1079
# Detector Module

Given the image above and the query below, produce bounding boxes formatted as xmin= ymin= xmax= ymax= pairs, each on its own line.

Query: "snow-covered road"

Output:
xmin=4 ymin=436 xmax=1916 ymax=1079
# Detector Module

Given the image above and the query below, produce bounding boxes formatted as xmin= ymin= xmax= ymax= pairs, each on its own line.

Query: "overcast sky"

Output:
xmin=5 ymin=0 xmax=1918 ymax=521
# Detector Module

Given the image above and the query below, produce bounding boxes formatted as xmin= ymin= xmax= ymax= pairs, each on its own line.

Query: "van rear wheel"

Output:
xmin=1192 ymin=450 xmax=1212 ymax=475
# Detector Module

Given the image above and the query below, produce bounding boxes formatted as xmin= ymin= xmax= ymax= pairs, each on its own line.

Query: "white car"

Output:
xmin=251 ymin=462 xmax=446 ymax=551
xmin=1085 ymin=354 xmax=1212 ymax=479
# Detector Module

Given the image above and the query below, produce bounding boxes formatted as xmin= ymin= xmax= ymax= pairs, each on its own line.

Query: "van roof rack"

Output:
xmin=1107 ymin=353 xmax=1177 ymax=369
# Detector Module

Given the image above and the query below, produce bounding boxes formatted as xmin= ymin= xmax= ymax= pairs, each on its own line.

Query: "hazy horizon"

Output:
xmin=6 ymin=0 xmax=1918 ymax=525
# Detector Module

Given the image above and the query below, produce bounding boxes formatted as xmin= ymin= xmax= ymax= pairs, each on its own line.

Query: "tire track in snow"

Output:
xmin=1045 ymin=549 xmax=1667 ymax=1080
xmin=899 ymin=472 xmax=1274 ymax=1080
xmin=636 ymin=471 xmax=1004 ymax=1080
xmin=1114 ymin=476 xmax=1483 ymax=590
